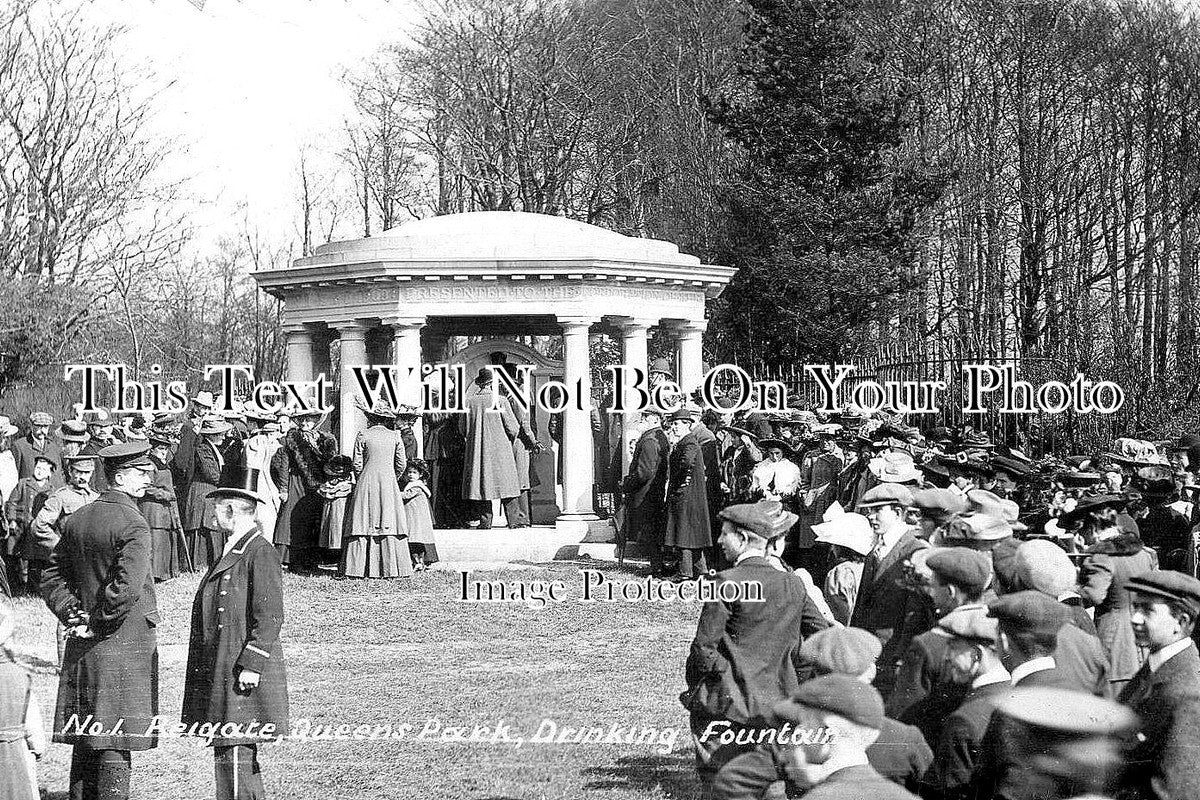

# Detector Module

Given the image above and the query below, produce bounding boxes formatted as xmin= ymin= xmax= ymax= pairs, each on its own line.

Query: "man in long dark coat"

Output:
xmin=622 ymin=409 xmax=669 ymax=575
xmin=172 ymin=390 xmax=216 ymax=524
xmin=184 ymin=416 xmax=230 ymax=571
xmin=183 ymin=469 xmax=288 ymax=800
xmin=664 ymin=409 xmax=711 ymax=580
xmin=40 ymin=441 xmax=160 ymax=800
xmin=460 ymin=368 xmax=523 ymax=528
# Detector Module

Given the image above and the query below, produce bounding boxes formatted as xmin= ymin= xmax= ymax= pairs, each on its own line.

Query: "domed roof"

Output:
xmin=304 ymin=211 xmax=701 ymax=267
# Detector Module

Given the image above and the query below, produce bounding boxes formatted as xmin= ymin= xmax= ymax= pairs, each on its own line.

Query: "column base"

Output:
xmin=555 ymin=513 xmax=615 ymax=544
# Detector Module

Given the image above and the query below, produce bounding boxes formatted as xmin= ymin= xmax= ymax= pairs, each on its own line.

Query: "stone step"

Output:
xmin=433 ymin=521 xmax=626 ymax=563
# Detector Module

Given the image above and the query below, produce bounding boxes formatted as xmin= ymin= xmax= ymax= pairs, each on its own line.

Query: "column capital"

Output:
xmin=329 ymin=319 xmax=372 ymax=338
xmin=610 ymin=315 xmax=655 ymax=334
xmin=662 ymin=318 xmax=708 ymax=337
xmin=282 ymin=323 xmax=315 ymax=339
xmin=557 ymin=315 xmax=599 ymax=331
xmin=382 ymin=315 xmax=427 ymax=330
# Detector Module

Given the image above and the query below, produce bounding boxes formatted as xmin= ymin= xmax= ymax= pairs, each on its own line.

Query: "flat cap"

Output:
xmin=1126 ymin=569 xmax=1200 ymax=618
xmin=774 ymin=675 xmax=885 ymax=730
xmin=666 ymin=408 xmax=695 ymax=423
xmin=857 ymin=483 xmax=914 ymax=509
xmin=926 ymin=547 xmax=993 ymax=595
xmin=1015 ymin=540 xmax=1077 ymax=597
xmin=718 ymin=499 xmax=797 ymax=540
xmin=96 ymin=440 xmax=154 ymax=470
xmin=996 ymin=688 xmax=1137 ymax=737
xmin=29 ymin=411 xmax=53 ymax=426
xmin=912 ymin=488 xmax=968 ymax=520
xmin=799 ymin=627 xmax=883 ymax=677
xmin=60 ymin=419 xmax=89 ymax=443
xmin=938 ymin=605 xmax=999 ymax=643
xmin=988 ymin=590 xmax=1068 ymax=637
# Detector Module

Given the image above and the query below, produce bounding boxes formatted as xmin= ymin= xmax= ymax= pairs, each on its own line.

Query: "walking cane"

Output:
xmin=176 ymin=526 xmax=195 ymax=574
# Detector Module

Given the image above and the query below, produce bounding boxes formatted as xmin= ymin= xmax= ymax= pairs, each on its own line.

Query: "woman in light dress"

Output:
xmin=341 ymin=401 xmax=412 ymax=579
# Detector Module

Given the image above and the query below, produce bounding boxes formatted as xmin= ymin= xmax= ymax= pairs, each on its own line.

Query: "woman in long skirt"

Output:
xmin=319 ymin=455 xmax=353 ymax=553
xmin=272 ymin=409 xmax=337 ymax=571
xmin=142 ymin=426 xmax=185 ymax=581
xmin=402 ymin=459 xmax=439 ymax=570
xmin=341 ymin=401 xmax=413 ymax=579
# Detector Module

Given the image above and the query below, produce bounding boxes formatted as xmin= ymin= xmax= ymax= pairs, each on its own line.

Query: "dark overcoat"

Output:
xmin=681 ymin=555 xmax=829 ymax=727
xmin=272 ymin=429 xmax=336 ymax=551
xmin=664 ymin=428 xmax=711 ymax=550
xmin=1118 ymin=641 xmax=1200 ymax=800
xmin=39 ymin=490 xmax=160 ymax=750
xmin=622 ymin=427 xmax=668 ymax=538
xmin=851 ymin=529 xmax=929 ymax=695
xmin=182 ymin=437 xmax=223 ymax=532
xmin=182 ymin=529 xmax=289 ymax=741
xmin=171 ymin=420 xmax=199 ymax=517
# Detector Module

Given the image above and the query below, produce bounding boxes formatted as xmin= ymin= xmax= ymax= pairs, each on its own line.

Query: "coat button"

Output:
xmin=218 ymin=607 xmax=225 ymax=612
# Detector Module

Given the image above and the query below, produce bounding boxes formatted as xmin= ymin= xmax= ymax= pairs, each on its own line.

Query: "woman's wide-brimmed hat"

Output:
xmin=357 ymin=397 xmax=396 ymax=420
xmin=198 ymin=415 xmax=233 ymax=436
xmin=1059 ymin=493 xmax=1128 ymax=529
xmin=757 ymin=438 xmax=793 ymax=455
xmin=1104 ymin=437 xmax=1169 ymax=467
xmin=869 ymin=451 xmax=923 ymax=484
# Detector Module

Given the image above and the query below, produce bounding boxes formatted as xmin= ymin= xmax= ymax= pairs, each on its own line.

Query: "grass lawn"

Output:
xmin=11 ymin=560 xmax=707 ymax=800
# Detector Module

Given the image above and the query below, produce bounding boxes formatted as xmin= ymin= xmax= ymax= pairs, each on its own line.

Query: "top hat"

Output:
xmin=206 ymin=468 xmax=265 ymax=504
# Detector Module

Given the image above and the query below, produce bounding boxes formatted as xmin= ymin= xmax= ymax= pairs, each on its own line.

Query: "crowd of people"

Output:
xmin=659 ymin=387 xmax=1200 ymax=799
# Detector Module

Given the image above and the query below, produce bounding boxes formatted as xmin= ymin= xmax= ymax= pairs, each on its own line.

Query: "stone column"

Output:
xmin=388 ymin=316 xmax=426 ymax=458
xmin=334 ymin=320 xmax=371 ymax=456
xmin=673 ymin=319 xmax=708 ymax=395
xmin=556 ymin=315 xmax=599 ymax=534
xmin=615 ymin=317 xmax=652 ymax=478
xmin=284 ymin=325 xmax=314 ymax=384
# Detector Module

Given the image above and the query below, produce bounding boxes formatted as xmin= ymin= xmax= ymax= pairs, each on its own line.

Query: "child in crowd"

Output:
xmin=319 ymin=456 xmax=354 ymax=556
xmin=0 ymin=601 xmax=46 ymax=800
xmin=401 ymin=460 xmax=439 ymax=571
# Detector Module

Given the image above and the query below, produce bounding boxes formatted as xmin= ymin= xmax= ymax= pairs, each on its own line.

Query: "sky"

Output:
xmin=73 ymin=0 xmax=420 ymax=252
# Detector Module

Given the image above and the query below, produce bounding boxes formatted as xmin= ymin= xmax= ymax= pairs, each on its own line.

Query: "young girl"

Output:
xmin=401 ymin=460 xmax=439 ymax=571
xmin=318 ymin=456 xmax=354 ymax=556
xmin=0 ymin=601 xmax=46 ymax=800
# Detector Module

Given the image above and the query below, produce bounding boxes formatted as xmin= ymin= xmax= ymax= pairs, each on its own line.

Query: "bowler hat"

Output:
xmin=774 ymin=675 xmax=885 ymax=730
xmin=799 ymin=628 xmax=882 ymax=677
xmin=60 ymin=419 xmax=88 ymax=443
xmin=666 ymin=408 xmax=695 ymax=424
xmin=1126 ymin=569 xmax=1200 ymax=618
xmin=206 ymin=468 xmax=265 ymax=505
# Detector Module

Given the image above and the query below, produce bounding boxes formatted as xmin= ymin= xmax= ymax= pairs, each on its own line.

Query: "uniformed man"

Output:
xmin=24 ymin=454 xmax=98 ymax=606
xmin=39 ymin=441 xmax=160 ymax=800
xmin=680 ymin=498 xmax=828 ymax=787
xmin=772 ymin=675 xmax=919 ymax=799
xmin=1118 ymin=569 xmax=1200 ymax=800
xmin=79 ymin=409 xmax=120 ymax=491
xmin=182 ymin=468 xmax=288 ymax=800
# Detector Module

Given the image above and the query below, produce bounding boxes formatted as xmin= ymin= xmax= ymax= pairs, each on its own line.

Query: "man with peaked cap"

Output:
xmin=989 ymin=591 xmax=1081 ymax=690
xmin=710 ymin=627 xmax=931 ymax=800
xmin=851 ymin=483 xmax=929 ymax=699
xmin=4 ymin=453 xmax=55 ymax=593
xmin=39 ymin=441 xmax=160 ymax=800
xmin=1117 ymin=569 xmax=1200 ymax=800
xmin=978 ymin=688 xmax=1137 ymax=800
xmin=26 ymin=454 xmax=98 ymax=610
xmin=79 ymin=408 xmax=120 ymax=491
xmin=183 ymin=469 xmax=288 ymax=800
xmin=681 ymin=499 xmax=828 ymax=788
xmin=912 ymin=488 xmax=967 ymax=540
xmin=622 ymin=408 xmax=670 ymax=575
xmin=12 ymin=410 xmax=61 ymax=485
xmin=771 ymin=675 xmax=919 ymax=799
xmin=888 ymin=548 xmax=993 ymax=744
xmin=1013 ymin=539 xmax=1095 ymax=634
xmin=664 ymin=408 xmax=712 ymax=580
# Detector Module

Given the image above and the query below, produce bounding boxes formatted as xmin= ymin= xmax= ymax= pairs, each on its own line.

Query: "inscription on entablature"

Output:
xmin=281 ymin=280 xmax=703 ymax=309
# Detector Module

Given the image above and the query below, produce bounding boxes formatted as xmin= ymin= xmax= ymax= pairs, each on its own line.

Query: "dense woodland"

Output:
xmin=1 ymin=0 xmax=1198 ymax=446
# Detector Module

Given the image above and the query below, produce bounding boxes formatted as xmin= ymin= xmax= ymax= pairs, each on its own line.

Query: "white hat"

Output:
xmin=813 ymin=512 xmax=874 ymax=556
xmin=0 ymin=416 xmax=18 ymax=437
xmin=191 ymin=390 xmax=217 ymax=410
